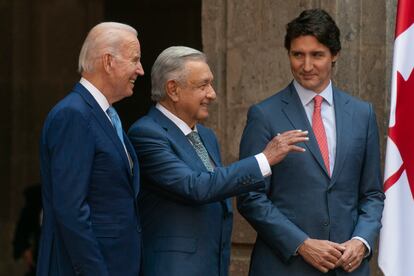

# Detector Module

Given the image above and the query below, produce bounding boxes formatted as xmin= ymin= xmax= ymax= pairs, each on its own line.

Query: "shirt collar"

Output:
xmin=79 ymin=77 xmax=110 ymax=112
xmin=293 ymin=79 xmax=333 ymax=107
xmin=155 ymin=103 xmax=196 ymax=135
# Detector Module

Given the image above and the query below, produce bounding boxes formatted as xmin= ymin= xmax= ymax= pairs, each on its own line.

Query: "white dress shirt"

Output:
xmin=156 ymin=103 xmax=271 ymax=177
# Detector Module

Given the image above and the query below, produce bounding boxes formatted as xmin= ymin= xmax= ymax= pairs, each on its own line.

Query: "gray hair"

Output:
xmin=78 ymin=22 xmax=138 ymax=73
xmin=151 ymin=46 xmax=206 ymax=102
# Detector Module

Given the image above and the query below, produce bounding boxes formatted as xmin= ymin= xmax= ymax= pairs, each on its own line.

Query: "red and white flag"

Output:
xmin=378 ymin=0 xmax=414 ymax=275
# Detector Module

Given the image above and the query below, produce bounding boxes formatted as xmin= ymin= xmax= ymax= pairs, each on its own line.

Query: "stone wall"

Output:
xmin=202 ymin=0 xmax=396 ymax=275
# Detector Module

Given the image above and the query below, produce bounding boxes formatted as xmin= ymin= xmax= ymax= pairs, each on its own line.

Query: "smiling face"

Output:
xmin=288 ymin=35 xmax=338 ymax=93
xmin=109 ymin=32 xmax=144 ymax=102
xmin=174 ymin=60 xmax=216 ymax=128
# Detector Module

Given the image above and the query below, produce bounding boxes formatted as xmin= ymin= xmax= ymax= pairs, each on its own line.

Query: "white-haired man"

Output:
xmin=128 ymin=46 xmax=308 ymax=276
xmin=37 ymin=22 xmax=144 ymax=276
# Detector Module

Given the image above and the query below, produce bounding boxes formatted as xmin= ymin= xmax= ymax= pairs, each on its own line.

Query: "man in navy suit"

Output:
xmin=128 ymin=46 xmax=308 ymax=276
xmin=37 ymin=22 xmax=144 ymax=276
xmin=238 ymin=9 xmax=385 ymax=276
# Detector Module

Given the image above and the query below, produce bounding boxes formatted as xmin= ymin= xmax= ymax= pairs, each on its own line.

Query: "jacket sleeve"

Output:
xmin=351 ymin=103 xmax=385 ymax=254
xmin=44 ymin=108 xmax=109 ymax=276
xmin=128 ymin=122 xmax=265 ymax=205
xmin=237 ymin=105 xmax=308 ymax=261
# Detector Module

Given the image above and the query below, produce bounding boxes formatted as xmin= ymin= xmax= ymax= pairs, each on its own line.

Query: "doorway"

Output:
xmin=105 ymin=0 xmax=202 ymax=129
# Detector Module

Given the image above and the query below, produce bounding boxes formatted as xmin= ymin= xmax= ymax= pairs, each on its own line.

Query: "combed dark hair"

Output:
xmin=284 ymin=9 xmax=341 ymax=55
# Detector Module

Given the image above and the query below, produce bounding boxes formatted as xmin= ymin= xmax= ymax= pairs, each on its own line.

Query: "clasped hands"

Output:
xmin=297 ymin=238 xmax=367 ymax=273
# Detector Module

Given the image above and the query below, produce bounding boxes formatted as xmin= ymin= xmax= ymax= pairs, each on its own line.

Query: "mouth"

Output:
xmin=301 ymin=74 xmax=316 ymax=80
xmin=129 ymin=79 xmax=136 ymax=85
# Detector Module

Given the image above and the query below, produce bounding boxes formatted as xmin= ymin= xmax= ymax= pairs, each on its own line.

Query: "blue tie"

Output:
xmin=187 ymin=131 xmax=214 ymax=172
xmin=106 ymin=106 xmax=125 ymax=145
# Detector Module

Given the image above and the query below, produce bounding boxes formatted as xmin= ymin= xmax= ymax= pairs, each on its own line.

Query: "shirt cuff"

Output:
xmin=254 ymin=153 xmax=272 ymax=177
xmin=352 ymin=236 xmax=371 ymax=257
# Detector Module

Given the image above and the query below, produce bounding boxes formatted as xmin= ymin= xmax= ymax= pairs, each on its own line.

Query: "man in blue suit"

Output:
xmin=128 ymin=46 xmax=308 ymax=276
xmin=238 ymin=9 xmax=385 ymax=276
xmin=37 ymin=22 xmax=144 ymax=276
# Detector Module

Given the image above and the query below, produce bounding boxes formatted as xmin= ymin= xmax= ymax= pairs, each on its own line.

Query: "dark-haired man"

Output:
xmin=238 ymin=9 xmax=384 ymax=276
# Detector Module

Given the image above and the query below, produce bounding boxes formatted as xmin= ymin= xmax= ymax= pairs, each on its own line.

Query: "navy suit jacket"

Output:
xmin=128 ymin=107 xmax=265 ymax=276
xmin=37 ymin=83 xmax=141 ymax=276
xmin=237 ymin=83 xmax=385 ymax=276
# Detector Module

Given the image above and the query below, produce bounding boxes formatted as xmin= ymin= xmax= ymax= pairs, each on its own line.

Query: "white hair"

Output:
xmin=78 ymin=22 xmax=138 ymax=73
xmin=151 ymin=46 xmax=206 ymax=102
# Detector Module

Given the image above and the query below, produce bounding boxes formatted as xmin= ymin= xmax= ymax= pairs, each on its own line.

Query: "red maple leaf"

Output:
xmin=385 ymin=69 xmax=414 ymax=199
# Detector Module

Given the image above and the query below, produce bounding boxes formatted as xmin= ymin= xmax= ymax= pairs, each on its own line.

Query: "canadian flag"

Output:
xmin=378 ymin=0 xmax=414 ymax=275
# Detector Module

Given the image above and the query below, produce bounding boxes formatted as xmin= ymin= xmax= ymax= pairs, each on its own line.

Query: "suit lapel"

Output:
xmin=74 ymin=83 xmax=133 ymax=183
xmin=148 ymin=107 xmax=209 ymax=172
xmin=149 ymin=107 xmax=232 ymax=212
xmin=330 ymin=88 xmax=352 ymax=187
xmin=124 ymin=134 xmax=140 ymax=197
xmin=281 ymin=84 xmax=330 ymax=177
xmin=197 ymin=126 xmax=220 ymax=168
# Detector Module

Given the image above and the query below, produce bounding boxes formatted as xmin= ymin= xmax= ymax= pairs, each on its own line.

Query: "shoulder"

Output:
xmin=47 ymin=91 xmax=91 ymax=122
xmin=334 ymin=87 xmax=373 ymax=114
xmin=128 ymin=115 xmax=166 ymax=139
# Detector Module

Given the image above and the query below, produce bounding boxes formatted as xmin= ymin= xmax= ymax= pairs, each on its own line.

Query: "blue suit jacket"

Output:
xmin=37 ymin=83 xmax=141 ymax=276
xmin=128 ymin=107 xmax=265 ymax=276
xmin=237 ymin=83 xmax=385 ymax=276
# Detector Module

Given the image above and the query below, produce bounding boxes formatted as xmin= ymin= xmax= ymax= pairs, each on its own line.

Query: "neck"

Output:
xmin=82 ymin=73 xmax=115 ymax=105
xmin=159 ymin=100 xmax=196 ymax=129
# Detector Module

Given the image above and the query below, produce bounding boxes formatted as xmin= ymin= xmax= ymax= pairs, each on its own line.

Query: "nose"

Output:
xmin=136 ymin=62 xmax=144 ymax=76
xmin=303 ymin=56 xmax=313 ymax=72
xmin=207 ymin=85 xmax=216 ymax=100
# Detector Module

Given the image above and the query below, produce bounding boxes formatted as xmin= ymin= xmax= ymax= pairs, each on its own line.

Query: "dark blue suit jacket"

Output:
xmin=128 ymin=107 xmax=265 ymax=276
xmin=238 ymin=83 xmax=385 ymax=276
xmin=37 ymin=83 xmax=141 ymax=276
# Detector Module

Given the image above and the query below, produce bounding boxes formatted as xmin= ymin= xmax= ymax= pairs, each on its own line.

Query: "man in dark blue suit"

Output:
xmin=37 ymin=22 xmax=144 ymax=276
xmin=128 ymin=46 xmax=308 ymax=276
xmin=238 ymin=9 xmax=385 ymax=276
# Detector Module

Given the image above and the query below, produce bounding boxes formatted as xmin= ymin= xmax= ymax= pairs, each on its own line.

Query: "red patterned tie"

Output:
xmin=312 ymin=95 xmax=330 ymax=175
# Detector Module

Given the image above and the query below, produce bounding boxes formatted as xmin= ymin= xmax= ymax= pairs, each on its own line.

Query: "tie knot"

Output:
xmin=314 ymin=95 xmax=324 ymax=109
xmin=187 ymin=131 xmax=202 ymax=145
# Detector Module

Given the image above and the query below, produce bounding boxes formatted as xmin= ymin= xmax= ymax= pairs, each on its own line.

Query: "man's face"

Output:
xmin=175 ymin=60 xmax=216 ymax=128
xmin=288 ymin=35 xmax=338 ymax=93
xmin=110 ymin=33 xmax=144 ymax=102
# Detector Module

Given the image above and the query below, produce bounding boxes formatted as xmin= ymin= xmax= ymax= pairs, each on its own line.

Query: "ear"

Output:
xmin=331 ymin=52 xmax=339 ymax=67
xmin=166 ymin=80 xmax=180 ymax=102
xmin=332 ymin=52 xmax=339 ymax=62
xmin=102 ymin=53 xmax=114 ymax=73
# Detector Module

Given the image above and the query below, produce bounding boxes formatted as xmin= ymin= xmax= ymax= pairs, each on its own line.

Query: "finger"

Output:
xmin=330 ymin=242 xmax=346 ymax=252
xmin=278 ymin=130 xmax=308 ymax=141
xmin=323 ymin=254 xmax=341 ymax=267
xmin=289 ymin=145 xmax=306 ymax=152
xmin=286 ymin=136 xmax=309 ymax=145
xmin=328 ymin=247 xmax=343 ymax=260
xmin=348 ymin=260 xmax=362 ymax=273
xmin=315 ymin=264 xmax=329 ymax=274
